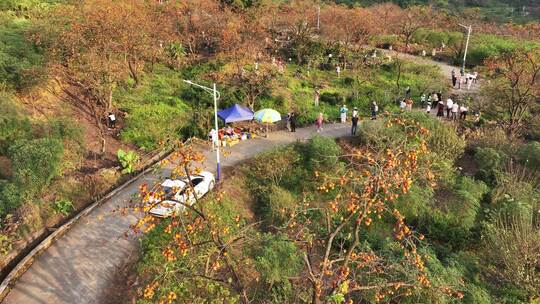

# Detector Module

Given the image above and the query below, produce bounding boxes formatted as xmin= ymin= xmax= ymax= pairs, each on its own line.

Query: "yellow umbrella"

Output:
xmin=254 ymin=109 xmax=282 ymax=137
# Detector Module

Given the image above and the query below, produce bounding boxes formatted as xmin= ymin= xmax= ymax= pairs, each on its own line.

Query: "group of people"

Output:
xmin=286 ymin=112 xmax=297 ymax=132
xmin=433 ymin=97 xmax=469 ymax=121
xmin=340 ymin=102 xmax=378 ymax=135
xmin=451 ymin=69 xmax=478 ymax=90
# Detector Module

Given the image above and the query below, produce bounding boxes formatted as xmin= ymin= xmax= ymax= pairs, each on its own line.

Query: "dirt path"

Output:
xmin=2 ymin=123 xmax=350 ymax=304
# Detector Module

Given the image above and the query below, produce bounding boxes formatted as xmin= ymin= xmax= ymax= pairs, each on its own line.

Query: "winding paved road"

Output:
xmin=2 ymin=124 xmax=350 ymax=304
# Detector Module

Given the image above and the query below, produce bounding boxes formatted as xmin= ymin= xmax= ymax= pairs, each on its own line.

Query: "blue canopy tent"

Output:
xmin=217 ymin=104 xmax=254 ymax=123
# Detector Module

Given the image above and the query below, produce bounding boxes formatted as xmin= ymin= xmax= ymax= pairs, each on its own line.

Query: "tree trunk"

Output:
xmin=128 ymin=59 xmax=139 ymax=87
xmin=93 ymin=112 xmax=107 ymax=159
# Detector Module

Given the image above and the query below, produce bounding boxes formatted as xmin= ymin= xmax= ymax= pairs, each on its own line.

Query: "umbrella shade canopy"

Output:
xmin=217 ymin=104 xmax=254 ymax=123
xmin=254 ymin=109 xmax=281 ymax=123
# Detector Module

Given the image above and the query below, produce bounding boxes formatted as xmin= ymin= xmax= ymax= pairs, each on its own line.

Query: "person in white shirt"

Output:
xmin=451 ymin=102 xmax=459 ymax=121
xmin=467 ymin=76 xmax=473 ymax=90
xmin=209 ymin=128 xmax=218 ymax=151
xmin=336 ymin=65 xmax=341 ymax=78
xmin=352 ymin=107 xmax=358 ymax=118
xmin=446 ymin=98 xmax=453 ymax=119
xmin=426 ymin=102 xmax=431 ymax=114
xmin=459 ymin=105 xmax=468 ymax=120
xmin=108 ymin=112 xmax=116 ymax=129
xmin=399 ymin=99 xmax=406 ymax=110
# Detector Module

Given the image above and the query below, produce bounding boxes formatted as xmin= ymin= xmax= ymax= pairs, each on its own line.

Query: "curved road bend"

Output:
xmin=3 ymin=124 xmax=350 ymax=304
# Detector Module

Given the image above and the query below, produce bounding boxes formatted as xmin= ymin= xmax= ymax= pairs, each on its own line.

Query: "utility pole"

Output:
xmin=182 ymin=80 xmax=221 ymax=180
xmin=458 ymin=23 xmax=472 ymax=74
xmin=317 ymin=6 xmax=320 ymax=30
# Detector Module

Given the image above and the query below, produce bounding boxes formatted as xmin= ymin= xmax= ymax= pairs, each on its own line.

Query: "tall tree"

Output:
xmin=483 ymin=50 xmax=540 ymax=136
xmin=395 ymin=6 xmax=431 ymax=50
xmin=41 ymin=0 xmax=165 ymax=155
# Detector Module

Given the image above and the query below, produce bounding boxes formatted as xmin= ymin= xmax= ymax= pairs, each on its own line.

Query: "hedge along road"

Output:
xmin=2 ymin=123 xmax=350 ymax=304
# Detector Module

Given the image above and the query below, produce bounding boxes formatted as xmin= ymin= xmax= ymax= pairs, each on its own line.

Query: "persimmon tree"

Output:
xmin=131 ymin=143 xmax=257 ymax=303
xmin=483 ymin=50 xmax=540 ymax=136
xmin=274 ymin=117 xmax=458 ymax=303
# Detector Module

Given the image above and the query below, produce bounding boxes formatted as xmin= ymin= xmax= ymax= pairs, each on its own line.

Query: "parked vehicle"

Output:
xmin=148 ymin=171 xmax=215 ymax=217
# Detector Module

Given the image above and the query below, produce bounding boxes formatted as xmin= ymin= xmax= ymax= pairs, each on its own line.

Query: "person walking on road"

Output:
xmin=459 ymin=105 xmax=468 ymax=120
xmin=446 ymin=98 xmax=453 ymax=119
xmin=290 ymin=112 xmax=297 ymax=132
xmin=451 ymin=69 xmax=457 ymax=87
xmin=399 ymin=99 xmax=406 ymax=111
xmin=371 ymin=101 xmax=378 ymax=120
xmin=426 ymin=102 xmax=432 ymax=114
xmin=405 ymin=98 xmax=413 ymax=111
xmin=437 ymin=101 xmax=445 ymax=118
xmin=286 ymin=112 xmax=291 ymax=131
xmin=340 ymin=104 xmax=348 ymax=123
xmin=316 ymin=112 xmax=324 ymax=133
xmin=351 ymin=115 xmax=359 ymax=135
xmin=209 ymin=128 xmax=218 ymax=151
xmin=420 ymin=94 xmax=426 ymax=108
xmin=451 ymin=102 xmax=459 ymax=121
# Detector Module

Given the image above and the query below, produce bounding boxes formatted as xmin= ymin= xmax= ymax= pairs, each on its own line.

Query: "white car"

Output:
xmin=148 ymin=171 xmax=215 ymax=218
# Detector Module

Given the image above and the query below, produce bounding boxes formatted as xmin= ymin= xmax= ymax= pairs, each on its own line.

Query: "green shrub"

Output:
xmin=254 ymin=234 xmax=303 ymax=302
xmin=307 ymin=136 xmax=341 ymax=171
xmin=518 ymin=141 xmax=540 ymax=171
xmin=450 ymin=177 xmax=488 ymax=230
xmin=395 ymin=185 xmax=434 ymax=220
xmin=0 ymin=15 xmax=45 ymax=90
xmin=466 ymin=34 xmax=539 ymax=66
xmin=475 ymin=147 xmax=502 ymax=172
xmin=263 ymin=185 xmax=298 ymax=226
xmin=120 ymin=103 xmax=185 ymax=150
xmin=320 ymin=92 xmax=343 ymax=106
xmin=0 ymin=93 xmax=32 ymax=153
xmin=116 ymin=65 xmax=189 ymax=149
xmin=9 ymin=138 xmax=63 ymax=202
xmin=117 ymin=149 xmax=139 ymax=174
xmin=52 ymin=199 xmax=74 ymax=216
xmin=0 ymin=180 xmax=19 ymax=217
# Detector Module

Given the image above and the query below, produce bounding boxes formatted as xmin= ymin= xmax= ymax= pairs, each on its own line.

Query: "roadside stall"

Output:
xmin=216 ymin=104 xmax=255 ymax=146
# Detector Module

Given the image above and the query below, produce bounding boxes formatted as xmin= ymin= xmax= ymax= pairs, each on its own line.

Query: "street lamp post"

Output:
xmin=458 ymin=23 xmax=472 ymax=74
xmin=182 ymin=80 xmax=221 ymax=180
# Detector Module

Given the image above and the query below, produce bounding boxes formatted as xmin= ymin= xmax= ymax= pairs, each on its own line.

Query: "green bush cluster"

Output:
xmin=0 ymin=95 xmax=80 ymax=219
xmin=518 ymin=141 xmax=540 ymax=170
xmin=0 ymin=14 xmax=45 ymax=91
xmin=252 ymin=234 xmax=303 ymax=302
xmin=116 ymin=66 xmax=189 ymax=149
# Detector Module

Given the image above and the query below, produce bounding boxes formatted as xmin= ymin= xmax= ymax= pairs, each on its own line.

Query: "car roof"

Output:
xmin=161 ymin=179 xmax=187 ymax=188
xmin=197 ymin=171 xmax=214 ymax=179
